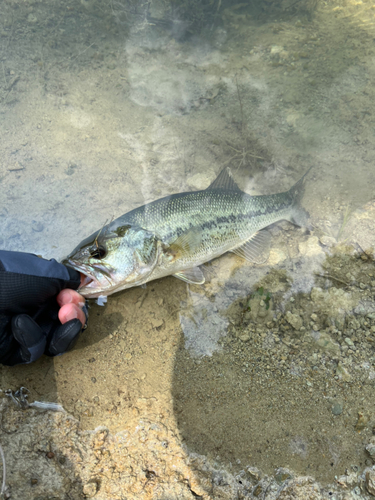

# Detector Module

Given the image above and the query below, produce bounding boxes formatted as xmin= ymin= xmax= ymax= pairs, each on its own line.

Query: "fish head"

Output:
xmin=63 ymin=224 xmax=162 ymax=298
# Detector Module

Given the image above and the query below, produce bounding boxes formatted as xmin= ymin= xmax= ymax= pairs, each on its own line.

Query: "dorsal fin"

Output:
xmin=206 ymin=167 xmax=242 ymax=192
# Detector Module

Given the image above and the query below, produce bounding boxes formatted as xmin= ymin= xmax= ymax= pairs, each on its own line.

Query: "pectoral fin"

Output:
xmin=231 ymin=230 xmax=271 ymax=264
xmin=168 ymin=228 xmax=202 ymax=259
xmin=173 ymin=267 xmax=205 ymax=285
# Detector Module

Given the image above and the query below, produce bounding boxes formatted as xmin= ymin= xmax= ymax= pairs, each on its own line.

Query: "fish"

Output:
xmin=63 ymin=167 xmax=311 ymax=298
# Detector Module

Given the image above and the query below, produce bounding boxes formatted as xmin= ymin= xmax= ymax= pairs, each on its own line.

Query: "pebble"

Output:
xmin=298 ymin=236 xmax=323 ymax=257
xmin=27 ymin=13 xmax=37 ymax=23
xmin=151 ymin=318 xmax=163 ymax=328
xmin=239 ymin=333 xmax=250 ymax=342
xmin=247 ymin=466 xmax=262 ymax=481
xmin=336 ymin=362 xmax=351 ymax=381
xmin=319 ymin=235 xmax=336 ymax=247
xmin=82 ymin=482 xmax=97 ymax=497
xmin=366 ymin=470 xmax=375 ymax=495
xmin=355 ymin=412 xmax=368 ymax=431
xmin=365 ymin=442 xmax=375 ymax=459
xmin=331 ymin=403 xmax=343 ymax=415
xmin=32 ymin=221 xmax=44 ymax=232
xmin=312 ymin=331 xmax=340 ymax=355
xmin=285 ymin=311 xmax=303 ymax=330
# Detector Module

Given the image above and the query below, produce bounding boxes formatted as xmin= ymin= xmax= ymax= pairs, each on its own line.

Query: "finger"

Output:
xmin=58 ymin=303 xmax=86 ymax=327
xmin=47 ymin=319 xmax=82 ymax=356
xmin=56 ymin=289 xmax=85 ymax=308
xmin=12 ymin=314 xmax=47 ymax=363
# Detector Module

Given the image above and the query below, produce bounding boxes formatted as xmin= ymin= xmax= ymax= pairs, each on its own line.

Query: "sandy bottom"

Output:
xmin=1 ymin=0 xmax=375 ymax=498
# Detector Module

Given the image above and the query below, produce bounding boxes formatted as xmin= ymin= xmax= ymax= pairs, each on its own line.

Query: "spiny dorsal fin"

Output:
xmin=173 ymin=267 xmax=205 ymax=285
xmin=230 ymin=230 xmax=271 ymax=264
xmin=206 ymin=167 xmax=242 ymax=192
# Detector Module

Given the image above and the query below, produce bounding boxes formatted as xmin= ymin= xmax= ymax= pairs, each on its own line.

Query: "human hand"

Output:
xmin=57 ymin=288 xmax=87 ymax=327
xmin=0 ymin=250 xmax=88 ymax=366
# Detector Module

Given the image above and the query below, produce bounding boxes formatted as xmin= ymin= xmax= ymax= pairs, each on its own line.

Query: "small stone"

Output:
xmin=366 ymin=470 xmax=375 ymax=495
xmin=366 ymin=442 xmax=375 ymax=459
xmin=285 ymin=311 xmax=303 ymax=330
xmin=275 ymin=472 xmax=292 ymax=483
xmin=320 ymin=235 xmax=336 ymax=247
xmin=336 ymin=362 xmax=351 ymax=381
xmin=124 ymin=353 xmax=132 ymax=360
xmin=345 ymin=337 xmax=354 ymax=347
xmin=268 ymin=248 xmax=287 ymax=265
xmin=151 ymin=318 xmax=163 ymax=329
xmin=46 ymin=451 xmax=55 ymax=459
xmin=32 ymin=221 xmax=44 ymax=232
xmin=253 ymin=485 xmax=262 ymax=496
xmin=286 ymin=113 xmax=300 ymax=127
xmin=355 ymin=412 xmax=368 ymax=431
xmin=83 ymin=482 xmax=98 ymax=497
xmin=239 ymin=333 xmax=250 ymax=342
xmin=27 ymin=13 xmax=37 ymax=23
xmin=332 ymin=403 xmax=343 ymax=415
xmin=312 ymin=331 xmax=340 ymax=355
xmin=247 ymin=466 xmax=262 ymax=481
xmin=298 ymin=236 xmax=323 ymax=257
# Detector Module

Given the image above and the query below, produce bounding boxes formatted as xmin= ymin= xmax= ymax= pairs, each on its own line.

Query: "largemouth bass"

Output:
xmin=63 ymin=168 xmax=311 ymax=298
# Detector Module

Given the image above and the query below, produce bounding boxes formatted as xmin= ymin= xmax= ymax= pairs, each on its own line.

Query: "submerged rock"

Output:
xmin=285 ymin=311 xmax=303 ymax=330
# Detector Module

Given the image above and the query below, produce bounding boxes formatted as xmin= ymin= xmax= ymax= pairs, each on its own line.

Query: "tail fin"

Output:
xmin=288 ymin=167 xmax=312 ymax=228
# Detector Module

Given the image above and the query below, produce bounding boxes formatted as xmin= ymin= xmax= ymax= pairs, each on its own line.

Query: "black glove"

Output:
xmin=0 ymin=250 xmax=87 ymax=366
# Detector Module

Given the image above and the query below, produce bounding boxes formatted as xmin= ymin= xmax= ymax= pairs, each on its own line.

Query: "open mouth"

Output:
xmin=64 ymin=259 xmax=95 ymax=289
xmin=80 ymin=273 xmax=94 ymax=288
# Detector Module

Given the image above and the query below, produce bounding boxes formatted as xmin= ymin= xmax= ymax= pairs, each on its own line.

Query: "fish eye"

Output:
xmin=90 ymin=245 xmax=107 ymax=259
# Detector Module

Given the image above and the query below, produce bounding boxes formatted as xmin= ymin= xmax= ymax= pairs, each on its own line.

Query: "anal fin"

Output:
xmin=231 ymin=230 xmax=271 ymax=264
xmin=173 ymin=267 xmax=205 ymax=285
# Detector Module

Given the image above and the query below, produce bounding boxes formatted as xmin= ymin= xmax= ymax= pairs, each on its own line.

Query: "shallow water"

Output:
xmin=1 ymin=0 xmax=375 ymax=498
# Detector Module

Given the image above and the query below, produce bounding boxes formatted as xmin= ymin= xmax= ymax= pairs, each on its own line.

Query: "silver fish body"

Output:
xmin=63 ymin=168 xmax=310 ymax=298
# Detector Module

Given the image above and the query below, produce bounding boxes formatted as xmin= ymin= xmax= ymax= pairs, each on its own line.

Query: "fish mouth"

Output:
xmin=64 ymin=259 xmax=118 ymax=298
xmin=64 ymin=259 xmax=98 ymax=291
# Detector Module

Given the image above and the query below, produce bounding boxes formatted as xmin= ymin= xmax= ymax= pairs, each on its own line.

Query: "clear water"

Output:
xmin=1 ymin=0 xmax=375 ymax=498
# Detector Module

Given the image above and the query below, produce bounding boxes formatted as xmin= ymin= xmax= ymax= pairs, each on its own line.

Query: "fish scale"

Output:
xmin=63 ymin=168 xmax=311 ymax=298
xmin=118 ymin=190 xmax=293 ymax=270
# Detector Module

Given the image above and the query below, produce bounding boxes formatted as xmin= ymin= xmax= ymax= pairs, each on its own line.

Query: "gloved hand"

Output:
xmin=0 ymin=250 xmax=87 ymax=366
